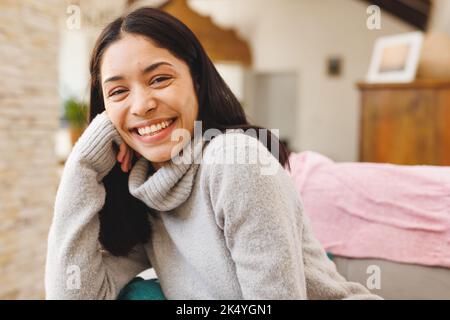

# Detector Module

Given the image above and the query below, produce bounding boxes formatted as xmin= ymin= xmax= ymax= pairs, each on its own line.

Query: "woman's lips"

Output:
xmin=130 ymin=117 xmax=179 ymax=144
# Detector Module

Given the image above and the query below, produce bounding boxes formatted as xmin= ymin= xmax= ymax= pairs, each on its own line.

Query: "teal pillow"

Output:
xmin=117 ymin=277 xmax=166 ymax=300
xmin=326 ymin=252 xmax=334 ymax=261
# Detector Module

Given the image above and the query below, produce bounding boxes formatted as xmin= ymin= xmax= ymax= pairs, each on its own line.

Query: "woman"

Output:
xmin=45 ymin=7 xmax=380 ymax=300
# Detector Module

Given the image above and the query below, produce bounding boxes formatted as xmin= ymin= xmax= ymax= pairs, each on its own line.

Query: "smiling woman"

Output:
xmin=45 ymin=7 xmax=381 ymax=300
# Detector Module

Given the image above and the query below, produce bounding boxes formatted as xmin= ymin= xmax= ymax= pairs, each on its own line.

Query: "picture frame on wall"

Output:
xmin=366 ymin=31 xmax=424 ymax=83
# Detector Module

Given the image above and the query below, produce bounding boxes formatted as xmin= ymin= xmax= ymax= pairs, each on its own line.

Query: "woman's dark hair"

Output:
xmin=89 ymin=7 xmax=291 ymax=256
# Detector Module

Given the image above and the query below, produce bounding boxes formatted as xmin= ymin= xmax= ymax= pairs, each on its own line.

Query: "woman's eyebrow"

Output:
xmin=142 ymin=61 xmax=173 ymax=74
xmin=103 ymin=61 xmax=174 ymax=85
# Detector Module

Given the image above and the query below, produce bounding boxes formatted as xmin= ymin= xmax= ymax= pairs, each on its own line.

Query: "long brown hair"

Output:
xmin=89 ymin=7 xmax=290 ymax=256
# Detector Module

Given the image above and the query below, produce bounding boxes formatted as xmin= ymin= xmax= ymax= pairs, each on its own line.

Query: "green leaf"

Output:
xmin=64 ymin=97 xmax=88 ymax=129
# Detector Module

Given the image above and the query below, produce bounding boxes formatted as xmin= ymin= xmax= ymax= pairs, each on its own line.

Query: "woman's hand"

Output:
xmin=117 ymin=143 xmax=141 ymax=173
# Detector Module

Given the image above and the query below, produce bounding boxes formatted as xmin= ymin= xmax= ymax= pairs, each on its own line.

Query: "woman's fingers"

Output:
xmin=122 ymin=148 xmax=131 ymax=172
xmin=117 ymin=143 xmax=137 ymax=172
xmin=127 ymin=148 xmax=133 ymax=172
xmin=118 ymin=143 xmax=129 ymax=172
xmin=117 ymin=143 xmax=126 ymax=163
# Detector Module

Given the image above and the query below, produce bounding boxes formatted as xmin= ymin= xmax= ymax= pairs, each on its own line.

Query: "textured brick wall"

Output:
xmin=0 ymin=0 xmax=61 ymax=299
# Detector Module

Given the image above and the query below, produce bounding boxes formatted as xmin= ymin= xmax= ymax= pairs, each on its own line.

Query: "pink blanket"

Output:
xmin=288 ymin=151 xmax=450 ymax=268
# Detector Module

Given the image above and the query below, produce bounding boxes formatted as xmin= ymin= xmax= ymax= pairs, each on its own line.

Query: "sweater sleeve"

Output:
xmin=301 ymin=213 xmax=382 ymax=300
xmin=204 ymin=132 xmax=382 ymax=300
xmin=204 ymin=133 xmax=308 ymax=299
xmin=45 ymin=112 xmax=151 ymax=300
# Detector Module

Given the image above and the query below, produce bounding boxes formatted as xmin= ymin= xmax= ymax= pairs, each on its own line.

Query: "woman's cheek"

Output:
xmin=105 ymin=105 xmax=127 ymax=138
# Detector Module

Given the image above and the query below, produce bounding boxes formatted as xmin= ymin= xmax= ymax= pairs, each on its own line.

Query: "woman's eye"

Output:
xmin=150 ymin=76 xmax=172 ymax=86
xmin=109 ymin=89 xmax=127 ymax=97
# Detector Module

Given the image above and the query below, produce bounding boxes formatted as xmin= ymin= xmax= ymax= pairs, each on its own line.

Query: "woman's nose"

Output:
xmin=130 ymin=90 xmax=157 ymax=116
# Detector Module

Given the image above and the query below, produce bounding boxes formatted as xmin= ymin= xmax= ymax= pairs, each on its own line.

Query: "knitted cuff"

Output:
xmin=72 ymin=111 xmax=123 ymax=180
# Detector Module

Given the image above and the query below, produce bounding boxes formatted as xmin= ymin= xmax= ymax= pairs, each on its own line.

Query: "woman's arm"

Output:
xmin=204 ymin=133 xmax=307 ymax=299
xmin=301 ymin=215 xmax=381 ymax=300
xmin=204 ymin=132 xmax=381 ymax=300
xmin=45 ymin=112 xmax=151 ymax=300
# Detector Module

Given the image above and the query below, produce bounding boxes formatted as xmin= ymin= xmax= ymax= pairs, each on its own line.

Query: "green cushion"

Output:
xmin=117 ymin=277 xmax=166 ymax=300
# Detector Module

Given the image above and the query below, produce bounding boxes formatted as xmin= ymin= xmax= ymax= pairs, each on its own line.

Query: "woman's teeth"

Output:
xmin=136 ymin=119 xmax=174 ymax=136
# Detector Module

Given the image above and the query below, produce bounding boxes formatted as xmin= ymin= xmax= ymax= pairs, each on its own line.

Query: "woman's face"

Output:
xmin=100 ymin=33 xmax=199 ymax=166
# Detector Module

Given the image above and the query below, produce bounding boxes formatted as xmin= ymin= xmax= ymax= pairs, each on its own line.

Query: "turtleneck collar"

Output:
xmin=128 ymin=136 xmax=206 ymax=211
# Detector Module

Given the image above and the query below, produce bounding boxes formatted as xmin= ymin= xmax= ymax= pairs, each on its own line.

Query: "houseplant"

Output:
xmin=64 ymin=97 xmax=88 ymax=145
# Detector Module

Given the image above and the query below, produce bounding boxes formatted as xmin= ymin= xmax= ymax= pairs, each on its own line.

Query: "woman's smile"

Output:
xmin=129 ymin=116 xmax=179 ymax=144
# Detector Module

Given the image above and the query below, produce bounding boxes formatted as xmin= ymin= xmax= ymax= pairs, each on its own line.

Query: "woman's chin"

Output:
xmin=139 ymin=150 xmax=172 ymax=165
xmin=140 ymin=142 xmax=184 ymax=163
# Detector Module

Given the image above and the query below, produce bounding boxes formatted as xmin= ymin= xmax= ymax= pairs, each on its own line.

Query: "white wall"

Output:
xmin=58 ymin=0 xmax=127 ymax=106
xmin=59 ymin=28 xmax=90 ymax=103
xmin=190 ymin=0 xmax=415 ymax=161
xmin=429 ymin=0 xmax=450 ymax=34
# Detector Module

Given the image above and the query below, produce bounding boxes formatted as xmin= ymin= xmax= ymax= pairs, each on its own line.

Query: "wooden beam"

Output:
xmin=158 ymin=0 xmax=252 ymax=66
xmin=361 ymin=0 xmax=431 ymax=30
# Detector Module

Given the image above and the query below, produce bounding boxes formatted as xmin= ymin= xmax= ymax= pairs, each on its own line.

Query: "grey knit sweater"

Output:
xmin=45 ymin=112 xmax=381 ymax=300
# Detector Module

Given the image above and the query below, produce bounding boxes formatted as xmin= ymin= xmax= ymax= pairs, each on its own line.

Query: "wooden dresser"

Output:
xmin=357 ymin=80 xmax=450 ymax=165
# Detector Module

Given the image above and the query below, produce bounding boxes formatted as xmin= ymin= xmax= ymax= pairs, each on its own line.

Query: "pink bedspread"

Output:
xmin=288 ymin=151 xmax=450 ymax=268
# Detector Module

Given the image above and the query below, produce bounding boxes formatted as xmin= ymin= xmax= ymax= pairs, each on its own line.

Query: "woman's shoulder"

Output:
xmin=200 ymin=129 xmax=284 ymax=177
xmin=197 ymin=129 xmax=303 ymax=215
xmin=202 ymin=129 xmax=274 ymax=160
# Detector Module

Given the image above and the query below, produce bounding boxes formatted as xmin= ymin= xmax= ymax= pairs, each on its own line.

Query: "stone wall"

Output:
xmin=0 ymin=0 xmax=61 ymax=299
